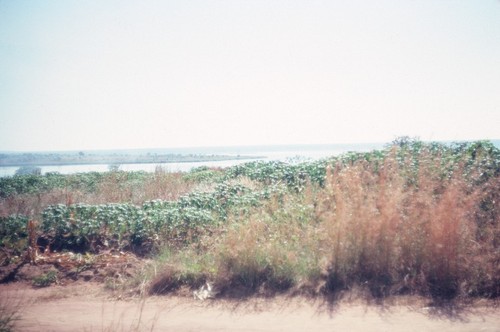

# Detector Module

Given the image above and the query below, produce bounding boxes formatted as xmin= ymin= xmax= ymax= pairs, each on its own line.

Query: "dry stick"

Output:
xmin=26 ymin=219 xmax=38 ymax=264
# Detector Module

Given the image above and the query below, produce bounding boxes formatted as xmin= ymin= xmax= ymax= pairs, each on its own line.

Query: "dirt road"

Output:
xmin=2 ymin=282 xmax=499 ymax=332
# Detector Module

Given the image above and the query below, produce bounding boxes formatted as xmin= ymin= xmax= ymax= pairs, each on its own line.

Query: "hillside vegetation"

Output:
xmin=1 ymin=139 xmax=499 ymax=300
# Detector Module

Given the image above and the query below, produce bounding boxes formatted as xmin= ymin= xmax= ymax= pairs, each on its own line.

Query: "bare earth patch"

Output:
xmin=1 ymin=282 xmax=499 ymax=332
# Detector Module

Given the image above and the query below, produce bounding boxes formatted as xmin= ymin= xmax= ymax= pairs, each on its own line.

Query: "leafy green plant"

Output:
xmin=183 ymin=166 xmax=223 ymax=183
xmin=32 ymin=270 xmax=57 ymax=287
xmin=0 ymin=215 xmax=30 ymax=258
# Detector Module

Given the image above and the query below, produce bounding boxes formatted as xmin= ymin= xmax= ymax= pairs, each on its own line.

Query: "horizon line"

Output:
xmin=1 ymin=138 xmax=499 ymax=154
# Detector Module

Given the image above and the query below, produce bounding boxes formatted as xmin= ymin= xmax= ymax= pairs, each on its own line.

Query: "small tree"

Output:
xmin=15 ymin=166 xmax=42 ymax=176
xmin=108 ymin=164 xmax=121 ymax=172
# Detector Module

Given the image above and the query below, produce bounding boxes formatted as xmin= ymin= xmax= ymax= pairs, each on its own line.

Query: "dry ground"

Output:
xmin=1 ymin=281 xmax=499 ymax=332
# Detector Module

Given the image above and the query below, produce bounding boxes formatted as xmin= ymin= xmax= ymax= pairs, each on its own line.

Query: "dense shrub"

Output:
xmin=0 ymin=215 xmax=30 ymax=256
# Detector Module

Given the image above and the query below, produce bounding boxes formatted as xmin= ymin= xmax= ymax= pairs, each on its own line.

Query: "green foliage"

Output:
xmin=42 ymin=203 xmax=144 ymax=251
xmin=0 ymin=174 xmax=51 ymax=197
xmin=0 ymin=171 xmax=150 ymax=198
xmin=224 ymin=159 xmax=328 ymax=190
xmin=39 ymin=182 xmax=272 ymax=252
xmin=32 ymin=270 xmax=57 ymax=287
xmin=0 ymin=215 xmax=29 ymax=255
xmin=0 ymin=215 xmax=29 ymax=244
xmin=183 ymin=166 xmax=223 ymax=183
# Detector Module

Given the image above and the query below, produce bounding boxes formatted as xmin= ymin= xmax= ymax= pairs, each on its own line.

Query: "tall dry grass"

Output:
xmin=215 ymin=196 xmax=322 ymax=293
xmin=317 ymin=149 xmax=498 ymax=298
xmin=88 ymin=169 xmax=192 ymax=204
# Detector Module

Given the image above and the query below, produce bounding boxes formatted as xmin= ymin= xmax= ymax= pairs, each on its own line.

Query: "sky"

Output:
xmin=0 ymin=1 xmax=499 ymax=152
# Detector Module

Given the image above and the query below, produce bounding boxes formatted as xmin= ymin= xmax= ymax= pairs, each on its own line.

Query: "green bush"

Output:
xmin=0 ymin=215 xmax=30 ymax=256
xmin=32 ymin=270 xmax=57 ymax=287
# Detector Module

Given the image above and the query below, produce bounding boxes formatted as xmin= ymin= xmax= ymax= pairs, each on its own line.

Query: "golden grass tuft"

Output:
xmin=317 ymin=151 xmax=498 ymax=298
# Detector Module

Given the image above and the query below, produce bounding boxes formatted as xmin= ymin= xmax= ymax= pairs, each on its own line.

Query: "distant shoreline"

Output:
xmin=0 ymin=153 xmax=264 ymax=168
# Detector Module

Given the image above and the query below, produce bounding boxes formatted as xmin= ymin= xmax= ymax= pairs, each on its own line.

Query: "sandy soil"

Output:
xmin=2 ymin=282 xmax=499 ymax=332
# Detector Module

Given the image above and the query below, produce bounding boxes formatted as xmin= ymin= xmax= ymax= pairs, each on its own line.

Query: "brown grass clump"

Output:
xmin=216 ymin=206 xmax=320 ymax=293
xmin=89 ymin=169 xmax=192 ymax=204
xmin=317 ymin=158 xmax=405 ymax=296
xmin=317 ymin=150 xmax=498 ymax=299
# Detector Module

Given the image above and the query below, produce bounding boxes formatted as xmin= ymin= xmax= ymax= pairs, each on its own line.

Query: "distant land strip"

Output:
xmin=0 ymin=152 xmax=265 ymax=167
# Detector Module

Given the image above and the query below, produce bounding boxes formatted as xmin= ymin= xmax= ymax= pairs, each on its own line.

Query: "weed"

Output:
xmin=32 ymin=270 xmax=57 ymax=287
xmin=0 ymin=295 xmax=22 ymax=332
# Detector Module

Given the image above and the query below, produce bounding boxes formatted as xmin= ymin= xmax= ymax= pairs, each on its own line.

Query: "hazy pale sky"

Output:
xmin=1 ymin=1 xmax=499 ymax=151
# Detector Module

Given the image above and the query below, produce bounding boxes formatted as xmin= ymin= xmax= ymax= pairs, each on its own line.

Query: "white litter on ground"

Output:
xmin=193 ymin=282 xmax=218 ymax=300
